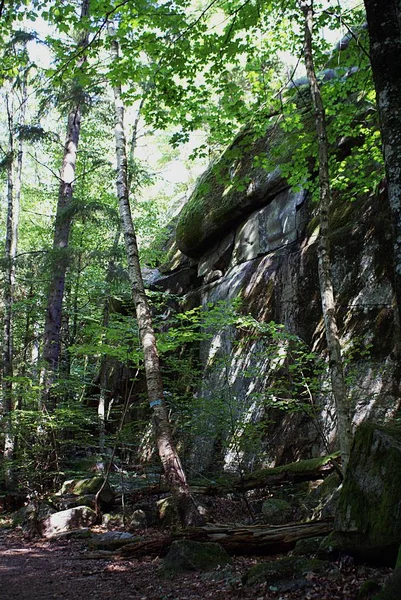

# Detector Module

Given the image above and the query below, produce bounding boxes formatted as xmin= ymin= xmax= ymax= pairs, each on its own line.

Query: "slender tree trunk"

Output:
xmin=40 ymin=0 xmax=90 ymax=410
xmin=97 ymin=230 xmax=120 ymax=456
xmin=300 ymin=1 xmax=352 ymax=472
xmin=363 ymin=0 xmax=401 ymax=332
xmin=110 ymin=33 xmax=204 ymax=527
xmin=2 ymin=74 xmax=27 ymax=488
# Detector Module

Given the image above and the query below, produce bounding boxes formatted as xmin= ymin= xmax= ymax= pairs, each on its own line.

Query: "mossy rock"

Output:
xmin=372 ymin=567 xmax=401 ymax=600
xmin=243 ymin=556 xmax=330 ymax=586
xmin=316 ymin=533 xmax=340 ymax=560
xmin=163 ymin=540 xmax=231 ymax=575
xmin=157 ymin=495 xmax=209 ymax=526
xmin=292 ymin=536 xmax=323 ymax=557
xmin=334 ymin=423 xmax=401 ymax=565
xmin=357 ymin=579 xmax=382 ymax=599
xmin=60 ymin=477 xmax=114 ymax=507
xmin=261 ymin=498 xmax=292 ymax=525
xmin=176 ymin=125 xmax=287 ymax=258
xmin=303 ymin=472 xmax=341 ymax=520
xmin=157 ymin=496 xmax=180 ymax=526
xmin=11 ymin=502 xmax=56 ymax=529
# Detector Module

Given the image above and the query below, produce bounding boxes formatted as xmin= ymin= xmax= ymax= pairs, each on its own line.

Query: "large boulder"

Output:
xmin=59 ymin=477 xmax=115 ymax=508
xmin=41 ymin=505 xmax=97 ymax=539
xmin=334 ymin=422 xmax=401 ymax=564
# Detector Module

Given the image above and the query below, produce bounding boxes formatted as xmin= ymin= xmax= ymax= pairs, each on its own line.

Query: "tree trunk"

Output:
xmin=40 ymin=0 xmax=90 ymax=410
xmin=2 ymin=72 xmax=27 ymax=488
xmin=110 ymin=32 xmax=204 ymax=527
xmin=363 ymin=0 xmax=401 ymax=333
xmin=94 ymin=520 xmax=333 ymax=559
xmin=300 ymin=1 xmax=352 ymax=472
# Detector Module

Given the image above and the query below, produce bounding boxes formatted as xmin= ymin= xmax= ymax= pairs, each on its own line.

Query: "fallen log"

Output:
xmin=122 ymin=455 xmax=340 ymax=503
xmin=116 ymin=520 xmax=333 ymax=558
xmin=195 ymin=454 xmax=341 ymax=495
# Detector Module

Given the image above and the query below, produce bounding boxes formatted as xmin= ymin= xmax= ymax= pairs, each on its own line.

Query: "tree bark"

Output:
xmin=300 ymin=1 xmax=352 ymax=472
xmin=40 ymin=0 xmax=90 ymax=410
xmin=363 ymin=0 xmax=401 ymax=333
xmin=102 ymin=520 xmax=333 ymax=558
xmin=110 ymin=32 xmax=204 ymax=527
xmin=2 ymin=71 xmax=27 ymax=488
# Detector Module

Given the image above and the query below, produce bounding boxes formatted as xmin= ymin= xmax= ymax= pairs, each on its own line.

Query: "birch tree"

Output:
xmin=109 ymin=30 xmax=204 ymax=527
xmin=299 ymin=0 xmax=352 ymax=471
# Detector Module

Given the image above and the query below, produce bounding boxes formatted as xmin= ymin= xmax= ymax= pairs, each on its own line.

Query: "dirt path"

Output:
xmin=0 ymin=530 xmax=391 ymax=600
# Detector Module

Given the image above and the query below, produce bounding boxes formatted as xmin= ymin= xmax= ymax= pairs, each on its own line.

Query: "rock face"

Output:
xmin=149 ymin=42 xmax=398 ymax=475
xmin=153 ymin=168 xmax=397 ymax=474
xmin=333 ymin=423 xmax=401 ymax=565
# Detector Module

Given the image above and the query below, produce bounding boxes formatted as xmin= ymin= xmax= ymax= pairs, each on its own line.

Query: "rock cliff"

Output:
xmin=148 ymin=35 xmax=400 ymax=475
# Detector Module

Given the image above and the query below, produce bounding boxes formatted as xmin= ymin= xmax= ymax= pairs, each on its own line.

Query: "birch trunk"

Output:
xmin=40 ymin=0 xmax=90 ymax=410
xmin=363 ymin=0 xmax=401 ymax=336
xmin=110 ymin=34 xmax=204 ymax=527
xmin=300 ymin=1 xmax=352 ymax=471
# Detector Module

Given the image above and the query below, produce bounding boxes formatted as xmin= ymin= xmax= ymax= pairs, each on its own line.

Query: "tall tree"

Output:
xmin=299 ymin=0 xmax=352 ymax=471
xmin=363 ymin=0 xmax=401 ymax=332
xmin=40 ymin=0 xmax=90 ymax=410
xmin=109 ymin=30 xmax=204 ymax=527
xmin=2 ymin=39 xmax=29 ymax=488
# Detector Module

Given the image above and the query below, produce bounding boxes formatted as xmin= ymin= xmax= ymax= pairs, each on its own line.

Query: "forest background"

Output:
xmin=0 ymin=0 xmax=398 ymax=523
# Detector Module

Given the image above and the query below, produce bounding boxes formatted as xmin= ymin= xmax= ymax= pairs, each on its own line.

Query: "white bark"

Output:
xmin=110 ymin=30 xmax=204 ymax=526
xmin=300 ymin=1 xmax=352 ymax=471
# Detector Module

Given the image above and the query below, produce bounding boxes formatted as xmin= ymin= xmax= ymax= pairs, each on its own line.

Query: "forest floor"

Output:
xmin=0 ymin=527 xmax=391 ymax=600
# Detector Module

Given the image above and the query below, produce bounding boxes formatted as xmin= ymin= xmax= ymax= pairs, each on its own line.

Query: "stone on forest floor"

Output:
xmin=11 ymin=502 xmax=56 ymax=532
xmin=163 ymin=540 xmax=231 ymax=575
xmin=157 ymin=495 xmax=208 ymax=526
xmin=242 ymin=555 xmax=331 ymax=587
xmin=52 ymin=493 xmax=96 ymax=511
xmin=88 ymin=531 xmax=141 ymax=550
xmin=261 ymin=498 xmax=292 ymax=525
xmin=41 ymin=505 xmax=97 ymax=538
xmin=334 ymin=423 xmax=401 ymax=565
xmin=59 ymin=477 xmax=115 ymax=507
xmin=292 ymin=536 xmax=323 ymax=556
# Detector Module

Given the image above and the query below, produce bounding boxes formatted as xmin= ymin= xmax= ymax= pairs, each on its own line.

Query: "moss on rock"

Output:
xmin=60 ymin=477 xmax=114 ymax=507
xmin=334 ymin=423 xmax=401 ymax=565
xmin=261 ymin=498 xmax=292 ymax=524
xmin=163 ymin=540 xmax=231 ymax=575
xmin=176 ymin=126 xmax=288 ymax=258
xmin=243 ymin=556 xmax=330 ymax=586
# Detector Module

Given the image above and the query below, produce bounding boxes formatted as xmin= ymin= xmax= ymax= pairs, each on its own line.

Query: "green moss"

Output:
xmin=243 ymin=556 xmax=330 ymax=586
xmin=261 ymin=498 xmax=292 ymax=524
xmin=253 ymin=453 xmax=340 ymax=479
xmin=335 ymin=423 xmax=401 ymax=564
xmin=162 ymin=540 xmax=231 ymax=576
xmin=372 ymin=568 xmax=401 ymax=600
xmin=176 ymin=125 xmax=287 ymax=258
xmin=357 ymin=580 xmax=381 ymax=599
